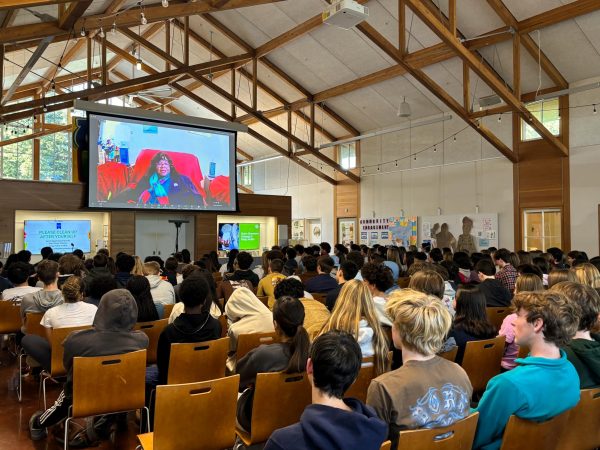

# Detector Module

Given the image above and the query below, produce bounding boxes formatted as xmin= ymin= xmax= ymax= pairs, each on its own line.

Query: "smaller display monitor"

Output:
xmin=218 ymin=223 xmax=239 ymax=251
xmin=24 ymin=220 xmax=91 ymax=254
xmin=239 ymin=223 xmax=261 ymax=250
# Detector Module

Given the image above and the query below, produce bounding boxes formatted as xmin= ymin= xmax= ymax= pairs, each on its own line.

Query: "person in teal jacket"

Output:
xmin=473 ymin=291 xmax=581 ymax=450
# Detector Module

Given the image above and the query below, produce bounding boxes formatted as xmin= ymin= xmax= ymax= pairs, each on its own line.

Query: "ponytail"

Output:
xmin=273 ymin=296 xmax=310 ymax=374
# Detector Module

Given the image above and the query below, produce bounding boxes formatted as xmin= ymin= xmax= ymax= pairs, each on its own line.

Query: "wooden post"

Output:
xmin=449 ymin=0 xmax=456 ymax=37
xmin=463 ymin=61 xmax=470 ymax=111
xmin=184 ymin=16 xmax=189 ymax=66
xmin=399 ymin=0 xmax=406 ymax=54
xmin=33 ymin=93 xmax=40 ymax=180
xmin=252 ymin=57 xmax=257 ymax=110
xmin=101 ymin=34 xmax=107 ymax=86
xmin=87 ymin=36 xmax=92 ymax=89
xmin=230 ymin=68 xmax=236 ymax=119
xmin=513 ymin=32 xmax=521 ymax=99
xmin=287 ymin=108 xmax=292 ymax=152
xmin=0 ymin=44 xmax=4 ymax=105
xmin=165 ymin=19 xmax=171 ymax=71
xmin=310 ymin=102 xmax=315 ymax=148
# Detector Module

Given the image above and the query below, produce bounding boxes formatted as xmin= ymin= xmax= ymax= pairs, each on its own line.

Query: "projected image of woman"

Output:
xmin=128 ymin=152 xmax=202 ymax=206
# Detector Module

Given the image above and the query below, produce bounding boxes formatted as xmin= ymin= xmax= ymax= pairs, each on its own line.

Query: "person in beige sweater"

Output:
xmin=274 ymin=277 xmax=330 ymax=340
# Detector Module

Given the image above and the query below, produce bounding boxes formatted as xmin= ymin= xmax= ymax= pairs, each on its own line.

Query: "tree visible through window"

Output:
xmin=39 ymin=109 xmax=72 ymax=182
xmin=521 ymin=98 xmax=560 ymax=141
xmin=1 ymin=118 xmax=34 ymax=180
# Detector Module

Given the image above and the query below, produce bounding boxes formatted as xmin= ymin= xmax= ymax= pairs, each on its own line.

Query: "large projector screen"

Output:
xmin=87 ymin=112 xmax=238 ymax=212
xmin=24 ymin=220 xmax=91 ymax=254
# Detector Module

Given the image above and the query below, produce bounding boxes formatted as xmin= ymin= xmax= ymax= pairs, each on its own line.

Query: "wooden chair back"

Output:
xmin=72 ymin=349 xmax=147 ymax=418
xmin=461 ymin=335 xmax=505 ymax=392
xmin=152 ymin=375 xmax=239 ymax=450
xmin=236 ymin=331 xmax=278 ymax=360
xmin=556 ymin=388 xmax=600 ymax=450
xmin=380 ymin=441 xmax=391 ymax=450
xmin=134 ymin=319 xmax=168 ymax=364
xmin=397 ymin=277 xmax=411 ymax=288
xmin=309 ymin=293 xmax=327 ymax=305
xmin=345 ymin=356 xmax=377 ymax=402
xmin=218 ymin=314 xmax=228 ymax=338
xmin=486 ymin=307 xmax=511 ymax=331
xmin=162 ymin=304 xmax=175 ymax=319
xmin=24 ymin=312 xmax=46 ymax=339
xmin=517 ymin=345 xmax=529 ymax=359
xmin=257 ymin=296 xmax=269 ymax=307
xmin=438 ymin=346 xmax=458 ymax=362
xmin=0 ymin=302 xmax=21 ymax=334
xmin=499 ymin=411 xmax=570 ymax=450
xmin=397 ymin=412 xmax=479 ymax=450
xmin=49 ymin=325 xmax=91 ymax=377
xmin=167 ymin=337 xmax=229 ymax=384
xmin=241 ymin=371 xmax=311 ymax=445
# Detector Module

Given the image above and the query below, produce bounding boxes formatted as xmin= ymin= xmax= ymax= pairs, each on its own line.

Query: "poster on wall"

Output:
xmin=291 ymin=219 xmax=305 ymax=241
xmin=338 ymin=218 xmax=356 ymax=245
xmin=420 ymin=213 xmax=499 ymax=253
xmin=308 ymin=220 xmax=322 ymax=245
xmin=359 ymin=217 xmax=417 ymax=247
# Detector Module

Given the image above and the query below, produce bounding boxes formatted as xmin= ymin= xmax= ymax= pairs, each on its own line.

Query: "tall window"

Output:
xmin=523 ymin=209 xmax=561 ymax=251
xmin=39 ymin=109 xmax=72 ymax=182
xmin=240 ymin=165 xmax=252 ymax=187
xmin=1 ymin=118 xmax=34 ymax=180
xmin=338 ymin=142 xmax=356 ymax=170
xmin=521 ymin=98 xmax=560 ymax=141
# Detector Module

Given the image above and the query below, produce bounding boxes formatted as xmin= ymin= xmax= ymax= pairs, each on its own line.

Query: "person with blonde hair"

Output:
xmin=571 ymin=262 xmax=600 ymax=290
xmin=366 ymin=289 xmax=472 ymax=448
xmin=409 ymin=269 xmax=454 ymax=314
xmin=132 ymin=256 xmax=145 ymax=276
xmin=547 ymin=268 xmax=576 ymax=288
xmin=143 ymin=261 xmax=175 ymax=305
xmin=318 ymin=279 xmax=388 ymax=376
xmin=473 ymin=291 xmax=580 ymax=450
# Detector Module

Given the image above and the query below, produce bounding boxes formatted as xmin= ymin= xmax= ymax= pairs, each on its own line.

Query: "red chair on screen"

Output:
xmin=96 ymin=161 xmax=129 ymax=201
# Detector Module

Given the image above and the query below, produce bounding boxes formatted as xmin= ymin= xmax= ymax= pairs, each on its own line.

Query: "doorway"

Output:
xmin=135 ymin=214 xmax=195 ymax=260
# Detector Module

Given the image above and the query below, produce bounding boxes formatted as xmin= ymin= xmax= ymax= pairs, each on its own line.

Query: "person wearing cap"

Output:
xmin=29 ymin=289 xmax=149 ymax=441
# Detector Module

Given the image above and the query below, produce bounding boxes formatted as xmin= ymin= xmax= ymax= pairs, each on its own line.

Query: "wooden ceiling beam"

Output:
xmin=58 ymin=0 xmax=93 ymax=30
xmin=0 ymin=124 xmax=70 ymax=148
xmin=486 ymin=0 xmax=568 ymax=89
xmin=236 ymin=147 xmax=254 ymax=160
xmin=404 ymin=0 xmax=567 ymax=156
xmin=519 ymin=0 xmax=600 ymax=34
xmin=0 ymin=0 xmax=84 ymax=10
xmin=356 ymin=21 xmax=517 ymax=163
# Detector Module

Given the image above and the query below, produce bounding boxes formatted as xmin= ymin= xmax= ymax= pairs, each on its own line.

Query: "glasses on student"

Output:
xmin=156 ymin=160 xmax=170 ymax=167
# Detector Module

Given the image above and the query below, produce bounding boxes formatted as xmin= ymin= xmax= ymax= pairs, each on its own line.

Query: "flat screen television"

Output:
xmin=86 ymin=111 xmax=238 ymax=212
xmin=24 ymin=220 xmax=91 ymax=254
xmin=218 ymin=223 xmax=261 ymax=251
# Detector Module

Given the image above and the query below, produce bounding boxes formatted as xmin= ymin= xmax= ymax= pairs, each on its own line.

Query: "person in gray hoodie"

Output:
xmin=20 ymin=260 xmax=64 ymax=331
xmin=143 ymin=261 xmax=175 ymax=305
xmin=550 ymin=281 xmax=600 ymax=388
xmin=29 ymin=289 xmax=149 ymax=441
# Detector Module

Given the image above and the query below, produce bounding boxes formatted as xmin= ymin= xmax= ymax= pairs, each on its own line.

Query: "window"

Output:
xmin=523 ymin=209 xmax=561 ymax=251
xmin=338 ymin=142 xmax=356 ymax=170
xmin=1 ymin=118 xmax=34 ymax=180
xmin=39 ymin=109 xmax=72 ymax=182
xmin=240 ymin=165 xmax=252 ymax=187
xmin=521 ymin=98 xmax=560 ymax=141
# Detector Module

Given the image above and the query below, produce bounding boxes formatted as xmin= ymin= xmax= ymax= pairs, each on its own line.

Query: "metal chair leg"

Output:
xmin=17 ymin=351 xmax=23 ymax=402
xmin=64 ymin=417 xmax=71 ymax=450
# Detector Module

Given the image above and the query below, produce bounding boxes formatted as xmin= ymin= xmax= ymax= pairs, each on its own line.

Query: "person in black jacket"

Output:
xmin=154 ymin=275 xmax=221 ymax=386
xmin=475 ymin=259 xmax=512 ymax=307
xmin=114 ymin=253 xmax=135 ymax=288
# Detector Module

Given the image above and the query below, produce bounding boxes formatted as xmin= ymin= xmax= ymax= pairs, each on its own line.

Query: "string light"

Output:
xmin=136 ymin=57 xmax=143 ymax=70
xmin=453 ymin=135 xmax=457 ymax=142
xmin=498 ymin=114 xmax=502 ymax=123
xmin=80 ymin=27 xmax=86 ymax=37
xmin=140 ymin=12 xmax=147 ymax=25
xmin=594 ymin=104 xmax=597 ymax=115
xmin=433 ymin=145 xmax=437 ymax=152
xmin=111 ymin=22 xmax=117 ymax=34
xmin=99 ymin=27 xmax=105 ymax=38
xmin=162 ymin=0 xmax=169 ymax=6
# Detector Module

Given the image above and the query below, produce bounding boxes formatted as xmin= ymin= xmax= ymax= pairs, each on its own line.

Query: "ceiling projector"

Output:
xmin=322 ymin=0 xmax=369 ymax=30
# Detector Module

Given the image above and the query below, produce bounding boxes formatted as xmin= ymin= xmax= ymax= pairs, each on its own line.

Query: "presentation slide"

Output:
xmin=24 ymin=220 xmax=91 ymax=254
xmin=239 ymin=223 xmax=261 ymax=250
xmin=218 ymin=223 xmax=239 ymax=251
xmin=87 ymin=113 xmax=237 ymax=212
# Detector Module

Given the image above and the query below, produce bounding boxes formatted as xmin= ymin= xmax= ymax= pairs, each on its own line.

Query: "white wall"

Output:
xmin=569 ymin=77 xmax=600 ymax=256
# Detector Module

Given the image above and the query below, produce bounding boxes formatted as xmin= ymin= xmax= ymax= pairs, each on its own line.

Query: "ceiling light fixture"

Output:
xmin=162 ymin=0 xmax=169 ymax=6
xmin=397 ymin=96 xmax=411 ymax=118
xmin=140 ymin=12 xmax=147 ymax=25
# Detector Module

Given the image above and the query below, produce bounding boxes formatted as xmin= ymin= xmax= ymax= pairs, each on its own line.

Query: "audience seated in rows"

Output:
xmin=366 ymin=289 xmax=473 ymax=449
xmin=475 ymin=259 xmax=512 ymax=307
xmin=361 ymin=263 xmax=395 ymax=327
xmin=20 ymin=260 xmax=64 ymax=328
xmin=304 ymin=256 xmax=338 ymax=294
xmin=224 ymin=251 xmax=259 ymax=288
xmin=170 ymin=270 xmax=222 ymax=322
xmin=325 ymin=260 xmax=358 ymax=312
xmin=493 ymin=248 xmax=518 ymax=294
xmin=265 ymin=331 xmax=387 ymax=450
xmin=257 ymin=258 xmax=286 ymax=309
xmin=299 ymin=256 xmax=318 ymax=285
xmin=126 ymin=275 xmax=161 ymax=322
xmin=114 ymin=253 xmax=135 ymax=288
xmin=1 ymin=261 xmax=40 ymax=303
xmin=143 ymin=261 xmax=175 ymax=305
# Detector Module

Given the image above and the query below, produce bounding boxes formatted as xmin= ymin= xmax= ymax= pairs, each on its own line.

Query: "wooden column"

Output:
xmin=165 ymin=19 xmax=171 ymax=71
xmin=463 ymin=62 xmax=470 ymax=111
xmin=101 ymin=34 xmax=107 ymax=86
xmin=184 ymin=16 xmax=189 ymax=66
xmin=287 ymin=108 xmax=292 ymax=151
xmin=398 ymin=0 xmax=405 ymax=54
xmin=252 ymin=57 xmax=258 ymax=110
xmin=87 ymin=36 xmax=92 ymax=89
xmin=230 ymin=68 xmax=236 ymax=119
xmin=513 ymin=32 xmax=521 ymax=99
xmin=310 ymin=102 xmax=315 ymax=147
xmin=449 ymin=0 xmax=456 ymax=37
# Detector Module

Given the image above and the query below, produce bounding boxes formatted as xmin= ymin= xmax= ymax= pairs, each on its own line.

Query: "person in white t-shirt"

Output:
xmin=21 ymin=276 xmax=97 ymax=370
xmin=1 ymin=261 xmax=40 ymax=304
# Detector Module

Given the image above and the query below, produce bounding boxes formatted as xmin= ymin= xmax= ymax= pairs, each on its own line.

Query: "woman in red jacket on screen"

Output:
xmin=125 ymin=152 xmax=202 ymax=207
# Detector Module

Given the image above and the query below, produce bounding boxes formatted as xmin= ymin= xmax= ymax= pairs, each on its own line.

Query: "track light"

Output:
xmin=111 ymin=22 xmax=117 ymax=34
xmin=140 ymin=12 xmax=147 ymax=25
xmin=162 ymin=0 xmax=169 ymax=6
xmin=397 ymin=96 xmax=411 ymax=118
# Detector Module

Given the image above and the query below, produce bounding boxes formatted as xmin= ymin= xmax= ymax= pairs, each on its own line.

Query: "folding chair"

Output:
xmin=309 ymin=293 xmax=327 ymax=305
xmin=67 ymin=350 xmax=149 ymax=450
xmin=16 ymin=312 xmax=47 ymax=402
xmin=137 ymin=375 xmax=239 ymax=450
xmin=397 ymin=412 xmax=479 ymax=450
xmin=438 ymin=346 xmax=458 ymax=362
xmin=499 ymin=411 xmax=570 ymax=450
xmin=257 ymin=296 xmax=269 ymax=307
xmin=380 ymin=441 xmax=392 ymax=450
xmin=236 ymin=331 xmax=278 ymax=360
xmin=461 ymin=336 xmax=505 ymax=393
xmin=486 ymin=307 xmax=512 ymax=331
xmin=235 ymin=371 xmax=311 ymax=446
xmin=41 ymin=325 xmax=91 ymax=409
xmin=134 ymin=319 xmax=168 ymax=365
xmin=0 ymin=301 xmax=21 ymax=344
xmin=556 ymin=388 xmax=600 ymax=450
xmin=218 ymin=314 xmax=228 ymax=338
xmin=167 ymin=337 xmax=229 ymax=384
xmin=162 ymin=304 xmax=174 ymax=319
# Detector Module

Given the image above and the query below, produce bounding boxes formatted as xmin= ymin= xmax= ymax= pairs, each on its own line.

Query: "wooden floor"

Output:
xmin=0 ymin=344 xmax=139 ymax=450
